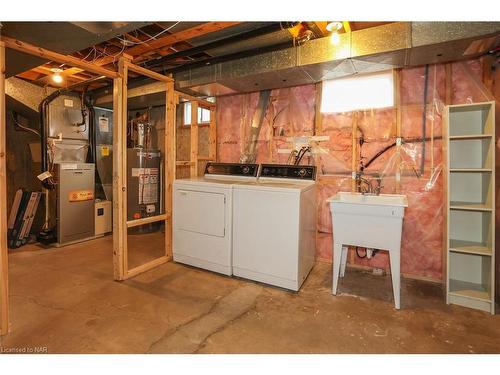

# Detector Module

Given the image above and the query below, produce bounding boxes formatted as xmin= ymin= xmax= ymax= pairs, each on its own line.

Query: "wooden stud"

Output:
xmin=314 ymin=81 xmax=323 ymax=265
xmin=125 ymin=61 xmax=173 ymax=83
xmin=209 ymin=107 xmax=217 ymax=161
xmin=349 ymin=111 xmax=359 ymax=266
xmin=445 ymin=63 xmax=452 ymax=105
xmin=0 ymin=41 xmax=9 ymax=335
xmin=441 ymin=106 xmax=451 ymax=288
xmin=112 ymin=58 xmax=128 ymax=281
xmin=126 ymin=214 xmax=169 ymax=229
xmin=314 ymin=81 xmax=323 ymax=134
xmin=165 ymin=81 xmax=176 ymax=259
xmin=443 ymin=64 xmax=451 ymax=286
xmin=175 ymin=90 xmax=215 ymax=109
xmin=1 ymin=35 xmax=118 ymax=79
xmin=394 ymin=69 xmax=402 ymax=193
xmin=190 ymin=101 xmax=199 ymax=177
xmin=351 ymin=112 xmax=358 ymax=192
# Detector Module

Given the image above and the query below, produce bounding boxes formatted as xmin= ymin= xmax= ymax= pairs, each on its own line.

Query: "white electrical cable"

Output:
xmin=11 ymin=113 xmax=40 ymax=137
xmin=116 ymin=22 xmax=181 ymax=46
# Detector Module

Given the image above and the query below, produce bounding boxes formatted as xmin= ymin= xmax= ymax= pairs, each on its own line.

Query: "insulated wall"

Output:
xmin=216 ymin=58 xmax=496 ymax=282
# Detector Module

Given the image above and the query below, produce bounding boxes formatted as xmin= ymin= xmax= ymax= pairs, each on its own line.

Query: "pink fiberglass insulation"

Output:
xmin=215 ymin=58 xmax=489 ymax=282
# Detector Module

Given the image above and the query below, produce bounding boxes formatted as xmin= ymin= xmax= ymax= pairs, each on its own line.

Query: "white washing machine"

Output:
xmin=232 ymin=164 xmax=317 ymax=291
xmin=173 ymin=163 xmax=259 ymax=275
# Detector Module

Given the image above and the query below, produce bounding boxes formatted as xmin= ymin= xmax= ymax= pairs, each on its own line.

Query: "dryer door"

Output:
xmin=175 ymin=189 xmax=226 ymax=237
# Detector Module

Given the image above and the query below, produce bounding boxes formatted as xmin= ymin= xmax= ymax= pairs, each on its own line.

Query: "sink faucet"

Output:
xmin=355 ymin=173 xmax=383 ymax=195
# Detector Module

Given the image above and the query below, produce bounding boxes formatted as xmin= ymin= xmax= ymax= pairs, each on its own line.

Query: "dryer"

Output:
xmin=173 ymin=163 xmax=259 ymax=275
xmin=232 ymin=164 xmax=317 ymax=291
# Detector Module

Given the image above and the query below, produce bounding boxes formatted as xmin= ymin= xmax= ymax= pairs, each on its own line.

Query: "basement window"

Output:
xmin=183 ymin=101 xmax=212 ymax=125
xmin=321 ymin=70 xmax=394 ymax=113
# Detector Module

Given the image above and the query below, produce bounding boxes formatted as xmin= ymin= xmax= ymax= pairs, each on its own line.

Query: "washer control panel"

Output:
xmin=259 ymin=164 xmax=316 ymax=180
xmin=205 ymin=162 xmax=259 ymax=177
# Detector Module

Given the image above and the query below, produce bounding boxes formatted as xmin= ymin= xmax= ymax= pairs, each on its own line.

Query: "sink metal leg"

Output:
xmin=340 ymin=246 xmax=348 ymax=277
xmin=332 ymin=242 xmax=343 ymax=295
xmin=389 ymin=249 xmax=401 ymax=309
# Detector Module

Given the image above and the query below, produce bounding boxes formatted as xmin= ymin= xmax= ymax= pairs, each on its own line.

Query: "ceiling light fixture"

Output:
xmin=326 ymin=21 xmax=343 ymax=46
xmin=326 ymin=21 xmax=343 ymax=32
xmin=50 ymin=68 xmax=64 ymax=84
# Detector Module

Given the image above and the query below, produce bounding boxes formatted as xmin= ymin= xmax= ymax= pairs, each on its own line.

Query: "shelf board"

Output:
xmin=449 ymin=279 xmax=491 ymax=302
xmin=449 ymin=240 xmax=492 ymax=256
xmin=449 ymin=134 xmax=493 ymax=140
xmin=449 ymin=201 xmax=492 ymax=211
xmin=450 ymin=168 xmax=492 ymax=173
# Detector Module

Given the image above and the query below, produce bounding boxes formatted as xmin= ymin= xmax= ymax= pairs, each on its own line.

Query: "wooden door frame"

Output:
xmin=112 ymin=58 xmax=176 ymax=280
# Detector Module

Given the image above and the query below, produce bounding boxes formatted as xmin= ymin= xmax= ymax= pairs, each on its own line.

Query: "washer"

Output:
xmin=232 ymin=164 xmax=317 ymax=291
xmin=173 ymin=162 xmax=259 ymax=275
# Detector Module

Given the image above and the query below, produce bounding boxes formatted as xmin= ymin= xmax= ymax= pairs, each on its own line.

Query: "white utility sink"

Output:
xmin=333 ymin=191 xmax=408 ymax=206
xmin=327 ymin=191 xmax=408 ymax=309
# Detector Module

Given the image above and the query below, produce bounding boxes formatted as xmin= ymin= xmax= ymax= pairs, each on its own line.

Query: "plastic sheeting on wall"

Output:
xmin=216 ymin=58 xmax=494 ymax=282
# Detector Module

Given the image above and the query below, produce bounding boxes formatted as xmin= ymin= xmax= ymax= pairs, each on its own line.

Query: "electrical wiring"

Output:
xmin=116 ymin=22 xmax=180 ymax=46
xmin=11 ymin=112 xmax=41 ymax=137
xmin=81 ymin=46 xmax=97 ymax=62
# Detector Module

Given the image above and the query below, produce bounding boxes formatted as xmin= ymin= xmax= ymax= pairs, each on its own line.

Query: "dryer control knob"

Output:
xmin=298 ymin=168 xmax=307 ymax=177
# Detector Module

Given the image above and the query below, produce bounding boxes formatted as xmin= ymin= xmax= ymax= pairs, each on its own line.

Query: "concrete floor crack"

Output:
xmin=193 ymin=301 xmax=257 ymax=353
xmin=145 ymin=291 xmax=232 ymax=353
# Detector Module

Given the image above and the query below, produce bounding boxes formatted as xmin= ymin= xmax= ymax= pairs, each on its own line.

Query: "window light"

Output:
xmin=321 ymin=70 xmax=394 ymax=113
xmin=183 ymin=102 xmax=211 ymax=125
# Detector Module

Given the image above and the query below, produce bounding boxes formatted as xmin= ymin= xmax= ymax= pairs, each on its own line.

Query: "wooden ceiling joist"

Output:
xmin=1 ymin=35 xmax=119 ymax=79
xmin=93 ymin=22 xmax=240 ymax=66
xmin=125 ymin=60 xmax=173 ymax=83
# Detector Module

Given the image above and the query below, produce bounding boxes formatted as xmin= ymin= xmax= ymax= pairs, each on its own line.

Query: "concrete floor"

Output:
xmin=1 ymin=236 xmax=500 ymax=354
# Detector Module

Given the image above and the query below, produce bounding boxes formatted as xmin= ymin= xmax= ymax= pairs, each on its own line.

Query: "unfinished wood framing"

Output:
xmin=165 ymin=81 xmax=176 ymax=259
xmin=445 ymin=63 xmax=452 ymax=105
xmin=1 ymin=35 xmax=118 ymax=79
xmin=112 ymin=60 xmax=128 ymax=281
xmin=442 ymin=63 xmax=452 ymax=283
xmin=175 ymin=92 xmax=218 ymax=177
xmin=208 ymin=105 xmax=217 ymax=160
xmin=190 ymin=101 xmax=199 ymax=177
xmin=112 ymin=58 xmax=175 ymax=280
xmin=351 ymin=112 xmax=358 ymax=192
xmin=0 ymin=41 xmax=9 ymax=336
xmin=394 ymin=69 xmax=402 ymax=193
xmin=175 ymin=91 xmax=215 ymax=109
xmin=314 ymin=81 xmax=323 ymax=134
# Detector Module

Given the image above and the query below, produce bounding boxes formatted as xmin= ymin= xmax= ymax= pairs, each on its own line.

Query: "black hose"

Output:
xmin=362 ymin=142 xmax=397 ymax=171
xmin=361 ymin=136 xmax=444 ymax=172
xmin=421 ymin=65 xmax=429 ymax=175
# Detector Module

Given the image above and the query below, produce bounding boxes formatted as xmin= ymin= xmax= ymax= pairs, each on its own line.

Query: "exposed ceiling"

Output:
xmin=1 ymin=21 xmax=499 ymax=97
xmin=0 ymin=21 xmax=387 ymax=91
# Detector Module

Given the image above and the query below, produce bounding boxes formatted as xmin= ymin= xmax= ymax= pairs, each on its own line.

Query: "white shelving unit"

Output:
xmin=446 ymin=101 xmax=495 ymax=314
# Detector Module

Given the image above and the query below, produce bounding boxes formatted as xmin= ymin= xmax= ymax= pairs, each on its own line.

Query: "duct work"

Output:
xmin=173 ymin=22 xmax=500 ymax=96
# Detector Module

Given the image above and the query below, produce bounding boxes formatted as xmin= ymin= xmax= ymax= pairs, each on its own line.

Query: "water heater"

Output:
xmin=126 ymin=148 xmax=162 ymax=221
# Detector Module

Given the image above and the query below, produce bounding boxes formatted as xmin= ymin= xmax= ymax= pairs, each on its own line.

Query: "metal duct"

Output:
xmin=174 ymin=22 xmax=500 ymax=96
